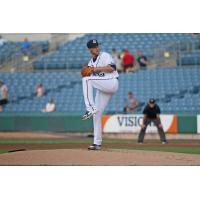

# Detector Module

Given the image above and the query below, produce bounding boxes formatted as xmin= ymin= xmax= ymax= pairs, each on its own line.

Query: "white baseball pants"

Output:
xmin=82 ymin=76 xmax=119 ymax=145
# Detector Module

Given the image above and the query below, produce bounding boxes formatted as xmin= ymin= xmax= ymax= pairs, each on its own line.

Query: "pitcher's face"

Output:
xmin=89 ymin=47 xmax=100 ymax=57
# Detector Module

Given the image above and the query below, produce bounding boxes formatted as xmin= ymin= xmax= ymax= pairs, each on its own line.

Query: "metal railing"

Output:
xmin=2 ymin=34 xmax=199 ymax=72
xmin=0 ymin=34 xmax=84 ymax=72
xmin=0 ymin=41 xmax=44 ymax=72
xmin=151 ymin=36 xmax=200 ymax=67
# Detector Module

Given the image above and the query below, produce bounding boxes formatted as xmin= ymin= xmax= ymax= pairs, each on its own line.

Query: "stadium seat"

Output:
xmin=33 ymin=33 xmax=195 ymax=70
xmin=1 ymin=66 xmax=200 ymax=113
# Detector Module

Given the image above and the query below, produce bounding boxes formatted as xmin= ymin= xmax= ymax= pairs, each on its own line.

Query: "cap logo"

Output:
xmin=93 ymin=40 xmax=96 ymax=43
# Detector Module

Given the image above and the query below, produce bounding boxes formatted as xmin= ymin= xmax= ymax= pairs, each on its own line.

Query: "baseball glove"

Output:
xmin=81 ymin=66 xmax=94 ymax=77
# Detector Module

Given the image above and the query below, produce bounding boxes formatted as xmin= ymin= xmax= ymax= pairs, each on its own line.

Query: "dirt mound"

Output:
xmin=0 ymin=149 xmax=200 ymax=166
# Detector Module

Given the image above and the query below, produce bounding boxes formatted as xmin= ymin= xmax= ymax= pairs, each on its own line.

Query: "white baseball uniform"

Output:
xmin=82 ymin=51 xmax=119 ymax=145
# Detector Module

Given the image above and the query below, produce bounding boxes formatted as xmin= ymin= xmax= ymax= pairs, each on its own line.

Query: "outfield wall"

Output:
xmin=0 ymin=113 xmax=198 ymax=133
xmin=102 ymin=114 xmax=197 ymax=134
xmin=0 ymin=113 xmax=93 ymax=132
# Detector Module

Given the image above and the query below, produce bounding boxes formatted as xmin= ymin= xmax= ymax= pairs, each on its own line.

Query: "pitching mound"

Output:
xmin=0 ymin=148 xmax=200 ymax=165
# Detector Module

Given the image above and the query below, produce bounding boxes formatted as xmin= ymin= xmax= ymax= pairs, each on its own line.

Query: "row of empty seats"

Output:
xmin=0 ymin=42 xmax=18 ymax=64
xmin=0 ymin=41 xmax=49 ymax=65
xmin=1 ymin=66 xmax=200 ymax=113
xmin=178 ymin=50 xmax=200 ymax=66
xmin=33 ymin=33 xmax=195 ymax=70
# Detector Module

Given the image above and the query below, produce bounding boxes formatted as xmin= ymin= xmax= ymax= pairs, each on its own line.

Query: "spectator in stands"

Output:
xmin=42 ymin=99 xmax=56 ymax=113
xmin=120 ymin=48 xmax=126 ymax=59
xmin=0 ymin=80 xmax=9 ymax=112
xmin=122 ymin=49 xmax=135 ymax=73
xmin=0 ymin=35 xmax=7 ymax=47
xmin=21 ymin=38 xmax=31 ymax=61
xmin=111 ymin=48 xmax=123 ymax=72
xmin=124 ymin=91 xmax=139 ymax=113
xmin=137 ymin=50 xmax=148 ymax=68
xmin=21 ymin=37 xmax=31 ymax=51
xmin=36 ymin=84 xmax=45 ymax=97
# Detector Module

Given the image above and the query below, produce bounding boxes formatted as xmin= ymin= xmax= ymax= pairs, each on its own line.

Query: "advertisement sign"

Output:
xmin=102 ymin=114 xmax=177 ymax=134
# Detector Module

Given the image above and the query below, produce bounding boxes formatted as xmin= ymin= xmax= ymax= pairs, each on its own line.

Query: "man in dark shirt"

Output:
xmin=138 ymin=99 xmax=167 ymax=144
xmin=137 ymin=50 xmax=148 ymax=68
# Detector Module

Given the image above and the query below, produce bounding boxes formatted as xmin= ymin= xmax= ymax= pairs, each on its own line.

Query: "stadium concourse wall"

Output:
xmin=0 ymin=33 xmax=85 ymax=42
xmin=0 ymin=113 xmax=199 ymax=134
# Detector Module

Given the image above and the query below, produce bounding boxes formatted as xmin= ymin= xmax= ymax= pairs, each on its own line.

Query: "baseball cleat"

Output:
xmin=82 ymin=109 xmax=98 ymax=120
xmin=88 ymin=144 xmax=101 ymax=150
xmin=162 ymin=141 xmax=168 ymax=144
xmin=138 ymin=142 xmax=143 ymax=144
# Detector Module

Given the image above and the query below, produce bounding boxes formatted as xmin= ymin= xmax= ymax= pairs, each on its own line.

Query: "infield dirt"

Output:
xmin=0 ymin=132 xmax=200 ymax=166
xmin=0 ymin=148 xmax=200 ymax=165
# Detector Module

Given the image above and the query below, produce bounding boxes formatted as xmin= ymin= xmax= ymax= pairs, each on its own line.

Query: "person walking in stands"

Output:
xmin=21 ymin=37 xmax=31 ymax=61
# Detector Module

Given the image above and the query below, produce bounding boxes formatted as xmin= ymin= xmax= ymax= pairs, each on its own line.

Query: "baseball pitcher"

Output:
xmin=81 ymin=39 xmax=119 ymax=150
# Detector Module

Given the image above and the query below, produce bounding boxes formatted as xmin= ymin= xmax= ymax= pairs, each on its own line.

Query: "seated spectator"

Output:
xmin=111 ymin=48 xmax=123 ymax=72
xmin=0 ymin=80 xmax=9 ymax=112
xmin=0 ymin=36 xmax=7 ymax=47
xmin=137 ymin=50 xmax=148 ymax=68
xmin=122 ymin=49 xmax=135 ymax=73
xmin=124 ymin=91 xmax=139 ymax=113
xmin=42 ymin=99 xmax=56 ymax=113
xmin=36 ymin=84 xmax=45 ymax=97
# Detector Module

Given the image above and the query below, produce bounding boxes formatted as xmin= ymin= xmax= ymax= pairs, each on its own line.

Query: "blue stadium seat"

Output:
xmin=33 ymin=33 xmax=196 ymax=70
xmin=1 ymin=67 xmax=200 ymax=113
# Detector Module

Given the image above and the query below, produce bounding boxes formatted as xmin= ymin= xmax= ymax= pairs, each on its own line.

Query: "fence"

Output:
xmin=0 ymin=113 xmax=93 ymax=132
xmin=152 ymin=36 xmax=200 ymax=67
xmin=0 ymin=41 xmax=45 ymax=72
xmin=0 ymin=113 xmax=198 ymax=133
xmin=1 ymin=34 xmax=200 ymax=73
xmin=0 ymin=34 xmax=84 ymax=72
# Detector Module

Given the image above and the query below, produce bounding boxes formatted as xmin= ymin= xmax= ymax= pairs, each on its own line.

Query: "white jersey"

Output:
xmin=88 ymin=52 xmax=119 ymax=79
xmin=45 ymin=103 xmax=56 ymax=112
xmin=83 ymin=52 xmax=119 ymax=146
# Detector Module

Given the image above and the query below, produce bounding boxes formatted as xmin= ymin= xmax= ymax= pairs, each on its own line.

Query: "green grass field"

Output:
xmin=0 ymin=138 xmax=199 ymax=155
xmin=0 ymin=149 xmax=10 ymax=154
xmin=0 ymin=138 xmax=139 ymax=145
xmin=114 ymin=146 xmax=200 ymax=155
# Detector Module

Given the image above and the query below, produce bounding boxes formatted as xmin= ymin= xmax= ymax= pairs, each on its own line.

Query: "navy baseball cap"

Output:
xmin=149 ymin=98 xmax=156 ymax=104
xmin=87 ymin=39 xmax=99 ymax=48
